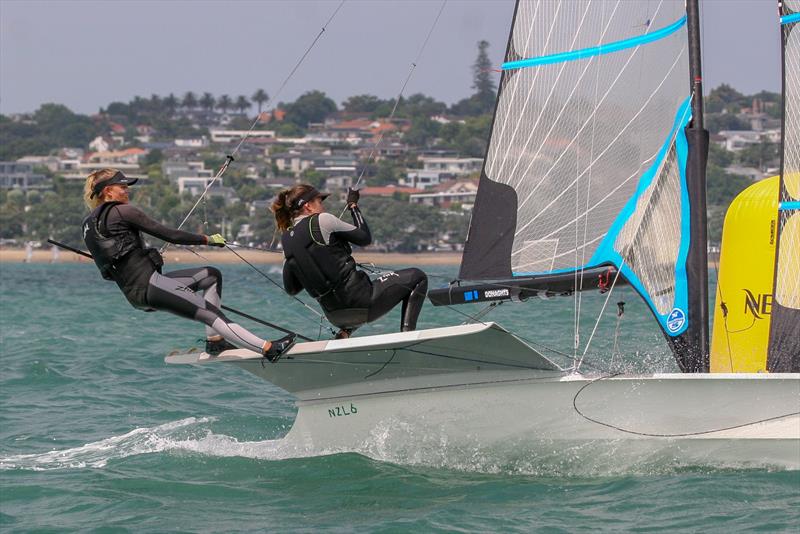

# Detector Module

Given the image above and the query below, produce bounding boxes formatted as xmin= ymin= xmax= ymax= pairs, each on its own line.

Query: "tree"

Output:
xmin=164 ymin=93 xmax=179 ymax=116
xmin=235 ymin=95 xmax=251 ymax=115
xmin=200 ymin=92 xmax=216 ymax=113
xmin=342 ymin=94 xmax=386 ymax=113
xmin=252 ymin=89 xmax=269 ymax=115
xmin=283 ymin=90 xmax=337 ymax=128
xmin=472 ymin=40 xmax=496 ymax=108
xmin=182 ymin=91 xmax=198 ymax=110
xmin=217 ymin=94 xmax=232 ymax=114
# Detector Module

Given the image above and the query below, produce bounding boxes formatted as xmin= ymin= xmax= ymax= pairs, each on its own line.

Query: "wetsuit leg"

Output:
xmin=366 ymin=268 xmax=428 ymax=331
xmin=145 ymin=267 xmax=266 ymax=353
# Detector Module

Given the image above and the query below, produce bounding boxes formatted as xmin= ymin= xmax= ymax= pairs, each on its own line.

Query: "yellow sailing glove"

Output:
xmin=207 ymin=234 xmax=227 ymax=247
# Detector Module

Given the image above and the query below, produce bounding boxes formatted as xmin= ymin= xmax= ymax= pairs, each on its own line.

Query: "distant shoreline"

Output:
xmin=0 ymin=248 xmax=463 ymax=266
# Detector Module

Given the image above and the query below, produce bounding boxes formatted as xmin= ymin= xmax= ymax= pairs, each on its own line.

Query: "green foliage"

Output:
xmin=438 ymin=115 xmax=492 ymax=156
xmin=282 ymin=90 xmax=337 ymax=129
xmin=359 ymin=197 xmax=443 ymax=252
xmin=252 ymin=89 xmax=269 ymax=114
xmin=471 ymin=40 xmax=496 ymax=114
xmin=736 ymin=139 xmax=780 ymax=171
xmin=0 ymin=104 xmax=101 ymax=160
xmin=705 ymin=113 xmax=749 ymax=134
xmin=342 ymin=94 xmax=388 ymax=113
xmin=144 ymin=149 xmax=164 ymax=167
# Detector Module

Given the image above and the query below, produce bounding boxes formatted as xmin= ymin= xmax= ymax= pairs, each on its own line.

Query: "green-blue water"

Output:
xmin=1 ymin=263 xmax=798 ymax=532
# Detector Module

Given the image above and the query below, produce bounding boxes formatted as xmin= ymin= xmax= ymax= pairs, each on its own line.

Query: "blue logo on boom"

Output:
xmin=666 ymin=308 xmax=686 ymax=333
xmin=463 ymin=290 xmax=479 ymax=302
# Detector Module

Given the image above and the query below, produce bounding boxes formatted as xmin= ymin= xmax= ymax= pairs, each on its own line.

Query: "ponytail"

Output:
xmin=271 ymin=183 xmax=316 ymax=231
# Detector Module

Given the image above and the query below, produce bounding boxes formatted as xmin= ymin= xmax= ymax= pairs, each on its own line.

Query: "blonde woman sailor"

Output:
xmin=82 ymin=168 xmax=295 ymax=360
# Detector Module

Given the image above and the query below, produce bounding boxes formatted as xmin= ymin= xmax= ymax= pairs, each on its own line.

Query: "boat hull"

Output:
xmin=282 ymin=373 xmax=800 ymax=470
xmin=166 ymin=324 xmax=799 ymax=470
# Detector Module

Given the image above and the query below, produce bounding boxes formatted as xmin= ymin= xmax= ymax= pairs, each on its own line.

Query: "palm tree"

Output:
xmin=235 ymin=95 xmax=250 ymax=115
xmin=200 ymin=92 xmax=216 ymax=114
xmin=217 ymin=94 xmax=232 ymax=115
xmin=164 ymin=93 xmax=179 ymax=116
xmin=252 ymin=89 xmax=269 ymax=115
xmin=182 ymin=91 xmax=197 ymax=111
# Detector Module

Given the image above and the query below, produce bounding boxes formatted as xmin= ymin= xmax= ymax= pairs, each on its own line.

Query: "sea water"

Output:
xmin=1 ymin=263 xmax=798 ymax=532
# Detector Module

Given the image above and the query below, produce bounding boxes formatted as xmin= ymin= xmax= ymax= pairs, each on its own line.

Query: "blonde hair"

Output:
xmin=271 ymin=183 xmax=316 ymax=231
xmin=83 ymin=168 xmax=119 ymax=210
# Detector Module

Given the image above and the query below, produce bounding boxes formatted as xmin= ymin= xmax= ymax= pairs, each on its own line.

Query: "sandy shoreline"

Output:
xmin=0 ymin=248 xmax=463 ymax=266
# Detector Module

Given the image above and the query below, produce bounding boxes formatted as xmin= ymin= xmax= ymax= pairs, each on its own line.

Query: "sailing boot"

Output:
xmin=263 ymin=333 xmax=297 ymax=363
xmin=401 ymin=276 xmax=429 ymax=332
xmin=206 ymin=338 xmax=238 ymax=356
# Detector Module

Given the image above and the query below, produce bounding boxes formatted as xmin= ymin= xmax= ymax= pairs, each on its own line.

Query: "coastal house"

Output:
xmin=210 ymin=129 xmax=275 ymax=144
xmin=400 ymin=156 xmax=483 ymax=189
xmin=0 ymin=162 xmax=48 ymax=190
xmin=359 ymin=185 xmax=424 ymax=198
xmin=409 ymin=179 xmax=479 ymax=209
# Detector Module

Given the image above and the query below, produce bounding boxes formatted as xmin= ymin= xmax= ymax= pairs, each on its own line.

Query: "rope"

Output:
xmin=224 ymin=244 xmax=329 ymax=324
xmin=344 ymin=0 xmax=447 ymax=214
xmin=576 ymin=261 xmax=625 ymax=372
xmin=167 ymin=0 xmax=347 ymax=243
xmin=573 ymin=374 xmax=800 ymax=437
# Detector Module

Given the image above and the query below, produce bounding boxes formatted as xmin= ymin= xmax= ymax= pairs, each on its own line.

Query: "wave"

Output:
xmin=0 ymin=417 xmax=311 ymax=471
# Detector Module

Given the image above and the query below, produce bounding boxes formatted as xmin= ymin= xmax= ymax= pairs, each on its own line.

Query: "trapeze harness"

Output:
xmin=82 ymin=202 xmax=267 ymax=352
xmin=281 ymin=207 xmax=428 ymax=331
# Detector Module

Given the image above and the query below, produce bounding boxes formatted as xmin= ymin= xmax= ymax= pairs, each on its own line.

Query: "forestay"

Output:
xmin=460 ymin=0 xmax=697 ymax=342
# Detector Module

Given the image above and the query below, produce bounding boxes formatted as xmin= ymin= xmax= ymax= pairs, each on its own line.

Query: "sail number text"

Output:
xmin=328 ymin=404 xmax=358 ymax=418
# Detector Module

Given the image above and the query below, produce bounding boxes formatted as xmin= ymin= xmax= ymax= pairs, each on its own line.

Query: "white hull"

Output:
xmin=167 ymin=324 xmax=800 ymax=469
xmin=285 ymin=372 xmax=800 ymax=469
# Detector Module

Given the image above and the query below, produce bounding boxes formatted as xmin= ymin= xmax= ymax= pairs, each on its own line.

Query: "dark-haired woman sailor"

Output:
xmin=272 ymin=183 xmax=428 ymax=338
xmin=82 ymin=168 xmax=295 ymax=359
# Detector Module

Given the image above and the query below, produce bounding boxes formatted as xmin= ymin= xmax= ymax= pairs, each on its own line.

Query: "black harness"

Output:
xmin=281 ymin=215 xmax=370 ymax=310
xmin=82 ymin=202 xmax=144 ymax=280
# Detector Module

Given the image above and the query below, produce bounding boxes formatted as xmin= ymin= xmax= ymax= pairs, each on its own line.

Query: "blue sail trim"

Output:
xmin=779 ymin=201 xmax=800 ymax=210
xmin=510 ymin=98 xmax=694 ymax=336
xmin=588 ymin=97 xmax=693 ymax=336
xmin=781 ymin=13 xmax=800 ymax=25
xmin=502 ymin=15 xmax=687 ymax=70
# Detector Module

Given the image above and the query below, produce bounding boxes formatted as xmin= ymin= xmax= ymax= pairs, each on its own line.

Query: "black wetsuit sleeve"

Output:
xmin=114 ymin=204 xmax=206 ymax=245
xmin=335 ymin=206 xmax=371 ymax=247
xmin=283 ymin=261 xmax=304 ymax=295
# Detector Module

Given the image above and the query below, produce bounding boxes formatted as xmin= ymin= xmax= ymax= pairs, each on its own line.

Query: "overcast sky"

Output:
xmin=0 ymin=0 xmax=783 ymax=116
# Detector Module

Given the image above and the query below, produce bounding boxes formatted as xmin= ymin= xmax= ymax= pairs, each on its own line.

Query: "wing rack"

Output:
xmin=428 ymin=267 xmax=624 ymax=306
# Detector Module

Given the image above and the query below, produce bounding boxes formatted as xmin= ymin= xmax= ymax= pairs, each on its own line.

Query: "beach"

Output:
xmin=0 ymin=247 xmax=462 ymax=266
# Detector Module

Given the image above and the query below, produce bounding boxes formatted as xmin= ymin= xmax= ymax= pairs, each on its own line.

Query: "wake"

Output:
xmin=2 ymin=416 xmax=794 ymax=475
xmin=0 ymin=417 xmax=311 ymax=471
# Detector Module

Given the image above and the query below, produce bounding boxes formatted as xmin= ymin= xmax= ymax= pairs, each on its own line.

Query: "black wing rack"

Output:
xmin=428 ymin=267 xmax=625 ymax=306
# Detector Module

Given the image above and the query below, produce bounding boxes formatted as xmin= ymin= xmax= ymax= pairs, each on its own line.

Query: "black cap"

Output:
xmin=291 ymin=187 xmax=329 ymax=210
xmin=90 ymin=171 xmax=139 ymax=199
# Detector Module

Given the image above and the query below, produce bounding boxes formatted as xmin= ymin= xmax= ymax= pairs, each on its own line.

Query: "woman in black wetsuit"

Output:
xmin=272 ymin=183 xmax=428 ymax=338
xmin=82 ymin=168 xmax=295 ymax=359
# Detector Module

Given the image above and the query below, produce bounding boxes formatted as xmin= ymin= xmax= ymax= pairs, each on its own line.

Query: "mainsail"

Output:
xmin=768 ymin=2 xmax=800 ymax=371
xmin=456 ymin=0 xmax=709 ymax=369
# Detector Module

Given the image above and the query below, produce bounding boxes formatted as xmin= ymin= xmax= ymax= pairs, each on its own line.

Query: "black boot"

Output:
xmin=263 ymin=333 xmax=297 ymax=363
xmin=206 ymin=338 xmax=238 ymax=356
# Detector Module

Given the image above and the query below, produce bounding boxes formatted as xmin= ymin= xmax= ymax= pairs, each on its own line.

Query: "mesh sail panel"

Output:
xmin=768 ymin=3 xmax=800 ymax=371
xmin=614 ymin=144 xmax=684 ymax=316
xmin=460 ymin=0 xmax=692 ymax=333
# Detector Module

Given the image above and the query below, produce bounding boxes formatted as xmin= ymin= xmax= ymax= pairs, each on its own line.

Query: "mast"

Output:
xmin=676 ymin=0 xmax=710 ymax=371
